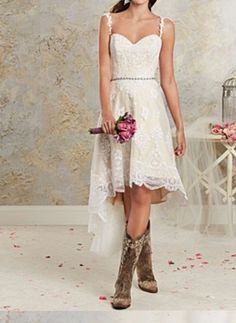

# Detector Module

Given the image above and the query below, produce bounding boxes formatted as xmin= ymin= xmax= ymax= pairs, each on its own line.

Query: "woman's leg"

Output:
xmin=127 ymin=183 xmax=151 ymax=239
xmin=126 ymin=183 xmax=158 ymax=293
xmin=122 ymin=185 xmax=132 ymax=221
xmin=111 ymin=184 xmax=150 ymax=309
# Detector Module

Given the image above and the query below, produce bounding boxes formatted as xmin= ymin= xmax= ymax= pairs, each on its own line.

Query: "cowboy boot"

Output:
xmin=135 ymin=220 xmax=158 ymax=293
xmin=111 ymin=225 xmax=146 ymax=310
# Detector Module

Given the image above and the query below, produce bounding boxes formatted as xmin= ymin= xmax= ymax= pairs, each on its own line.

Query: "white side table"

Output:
xmin=183 ymin=133 xmax=236 ymax=235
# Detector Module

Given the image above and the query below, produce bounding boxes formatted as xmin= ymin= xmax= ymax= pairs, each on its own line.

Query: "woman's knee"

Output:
xmin=130 ymin=184 xmax=151 ymax=206
xmin=127 ymin=218 xmax=148 ymax=239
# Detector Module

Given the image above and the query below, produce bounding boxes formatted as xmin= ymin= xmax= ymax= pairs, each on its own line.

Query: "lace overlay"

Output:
xmin=88 ymin=12 xmax=188 ymax=257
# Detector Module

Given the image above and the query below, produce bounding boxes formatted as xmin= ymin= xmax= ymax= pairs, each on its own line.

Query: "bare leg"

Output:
xmin=127 ymin=183 xmax=158 ymax=293
xmin=111 ymin=184 xmax=152 ymax=309
xmin=127 ymin=184 xmax=151 ymax=239
xmin=122 ymin=185 xmax=132 ymax=221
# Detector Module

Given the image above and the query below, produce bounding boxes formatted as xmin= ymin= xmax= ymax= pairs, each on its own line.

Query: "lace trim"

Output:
xmin=102 ymin=12 xmax=112 ymax=35
xmin=159 ymin=17 xmax=165 ymax=38
xmin=88 ymin=173 xmax=188 ymax=211
xmin=103 ymin=12 xmax=165 ymax=38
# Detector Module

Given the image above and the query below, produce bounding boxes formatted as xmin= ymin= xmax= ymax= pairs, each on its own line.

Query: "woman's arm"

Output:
xmin=159 ymin=18 xmax=186 ymax=157
xmin=98 ymin=15 xmax=116 ymax=134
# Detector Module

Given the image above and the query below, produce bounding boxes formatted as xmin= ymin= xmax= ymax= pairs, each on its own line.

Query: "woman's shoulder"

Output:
xmin=164 ymin=17 xmax=175 ymax=25
xmin=152 ymin=14 xmax=174 ymax=24
xmin=162 ymin=16 xmax=175 ymax=28
xmin=100 ymin=11 xmax=113 ymax=25
xmin=162 ymin=17 xmax=175 ymax=35
xmin=101 ymin=11 xmax=122 ymax=18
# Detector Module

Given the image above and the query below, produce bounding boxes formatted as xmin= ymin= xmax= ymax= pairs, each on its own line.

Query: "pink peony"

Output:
xmin=214 ymin=123 xmax=223 ymax=129
xmin=117 ymin=121 xmax=129 ymax=131
xmin=230 ymin=134 xmax=236 ymax=141
xmin=88 ymin=112 xmax=136 ymax=144
xmin=211 ymin=127 xmax=222 ymax=134
xmin=115 ymin=131 xmax=132 ymax=143
xmin=211 ymin=121 xmax=236 ymax=143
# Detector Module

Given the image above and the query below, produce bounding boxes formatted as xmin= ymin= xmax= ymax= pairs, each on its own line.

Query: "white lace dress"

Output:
xmin=88 ymin=12 xmax=188 ymax=257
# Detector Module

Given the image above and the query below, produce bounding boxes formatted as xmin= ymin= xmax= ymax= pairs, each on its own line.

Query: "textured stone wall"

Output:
xmin=0 ymin=0 xmax=235 ymax=205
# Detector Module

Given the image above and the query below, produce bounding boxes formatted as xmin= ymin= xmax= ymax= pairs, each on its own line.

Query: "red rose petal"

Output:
xmin=99 ymin=296 xmax=107 ymax=300
xmin=195 ymin=253 xmax=202 ymax=257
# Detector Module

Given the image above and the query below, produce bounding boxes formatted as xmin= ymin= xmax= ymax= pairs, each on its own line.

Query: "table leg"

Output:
xmin=227 ymin=147 xmax=233 ymax=236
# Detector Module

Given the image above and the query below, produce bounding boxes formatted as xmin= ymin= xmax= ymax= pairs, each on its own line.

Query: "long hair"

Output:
xmin=110 ymin=0 xmax=157 ymax=13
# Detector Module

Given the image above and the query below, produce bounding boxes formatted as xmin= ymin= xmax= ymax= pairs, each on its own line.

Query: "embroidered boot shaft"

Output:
xmin=111 ymin=226 xmax=146 ymax=309
xmin=135 ymin=220 xmax=158 ymax=293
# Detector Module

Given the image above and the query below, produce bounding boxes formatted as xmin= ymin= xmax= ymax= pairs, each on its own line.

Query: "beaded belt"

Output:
xmin=111 ymin=76 xmax=156 ymax=81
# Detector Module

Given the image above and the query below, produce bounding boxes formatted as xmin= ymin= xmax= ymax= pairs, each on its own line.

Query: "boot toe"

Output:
xmin=111 ymin=297 xmax=131 ymax=309
xmin=138 ymin=280 xmax=158 ymax=293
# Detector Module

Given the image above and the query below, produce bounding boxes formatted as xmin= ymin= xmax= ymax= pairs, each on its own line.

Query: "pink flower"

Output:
xmin=213 ymin=123 xmax=223 ymax=129
xmin=117 ymin=121 xmax=136 ymax=133
xmin=230 ymin=134 xmax=236 ymax=142
xmin=119 ymin=131 xmax=132 ymax=141
xmin=223 ymin=127 xmax=234 ymax=136
xmin=211 ymin=121 xmax=236 ymax=143
xmin=89 ymin=112 xmax=136 ymax=144
xmin=211 ymin=127 xmax=222 ymax=134
xmin=117 ymin=121 xmax=129 ymax=131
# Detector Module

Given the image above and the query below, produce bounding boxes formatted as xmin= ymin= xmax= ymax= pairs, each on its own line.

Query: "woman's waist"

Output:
xmin=110 ymin=66 xmax=158 ymax=80
xmin=110 ymin=76 xmax=158 ymax=82
xmin=110 ymin=75 xmax=160 ymax=87
xmin=110 ymin=69 xmax=159 ymax=80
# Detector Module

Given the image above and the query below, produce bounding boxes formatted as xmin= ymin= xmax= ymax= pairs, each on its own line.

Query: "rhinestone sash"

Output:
xmin=111 ymin=76 xmax=156 ymax=81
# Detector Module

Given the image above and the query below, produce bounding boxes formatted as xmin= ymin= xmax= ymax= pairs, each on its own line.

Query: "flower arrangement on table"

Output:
xmin=210 ymin=122 xmax=236 ymax=143
xmin=88 ymin=112 xmax=136 ymax=144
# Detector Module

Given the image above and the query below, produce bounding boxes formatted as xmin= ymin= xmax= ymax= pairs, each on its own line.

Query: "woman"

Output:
xmin=88 ymin=0 xmax=188 ymax=310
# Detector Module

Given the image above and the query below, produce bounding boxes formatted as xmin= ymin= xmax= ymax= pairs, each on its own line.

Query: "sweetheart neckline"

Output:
xmin=110 ymin=33 xmax=162 ymax=45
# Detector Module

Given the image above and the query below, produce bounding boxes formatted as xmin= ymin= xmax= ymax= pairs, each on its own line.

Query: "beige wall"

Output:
xmin=0 ymin=0 xmax=235 ymax=205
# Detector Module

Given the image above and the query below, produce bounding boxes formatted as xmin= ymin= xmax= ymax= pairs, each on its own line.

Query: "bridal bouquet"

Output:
xmin=210 ymin=122 xmax=236 ymax=143
xmin=88 ymin=112 xmax=136 ymax=144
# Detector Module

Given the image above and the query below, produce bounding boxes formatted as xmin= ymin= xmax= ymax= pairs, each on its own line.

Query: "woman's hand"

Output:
xmin=174 ymin=129 xmax=186 ymax=158
xmin=101 ymin=111 xmax=116 ymax=135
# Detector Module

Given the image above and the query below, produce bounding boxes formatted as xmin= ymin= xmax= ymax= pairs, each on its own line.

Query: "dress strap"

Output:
xmin=159 ymin=16 xmax=165 ymax=38
xmin=102 ymin=12 xmax=112 ymax=35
